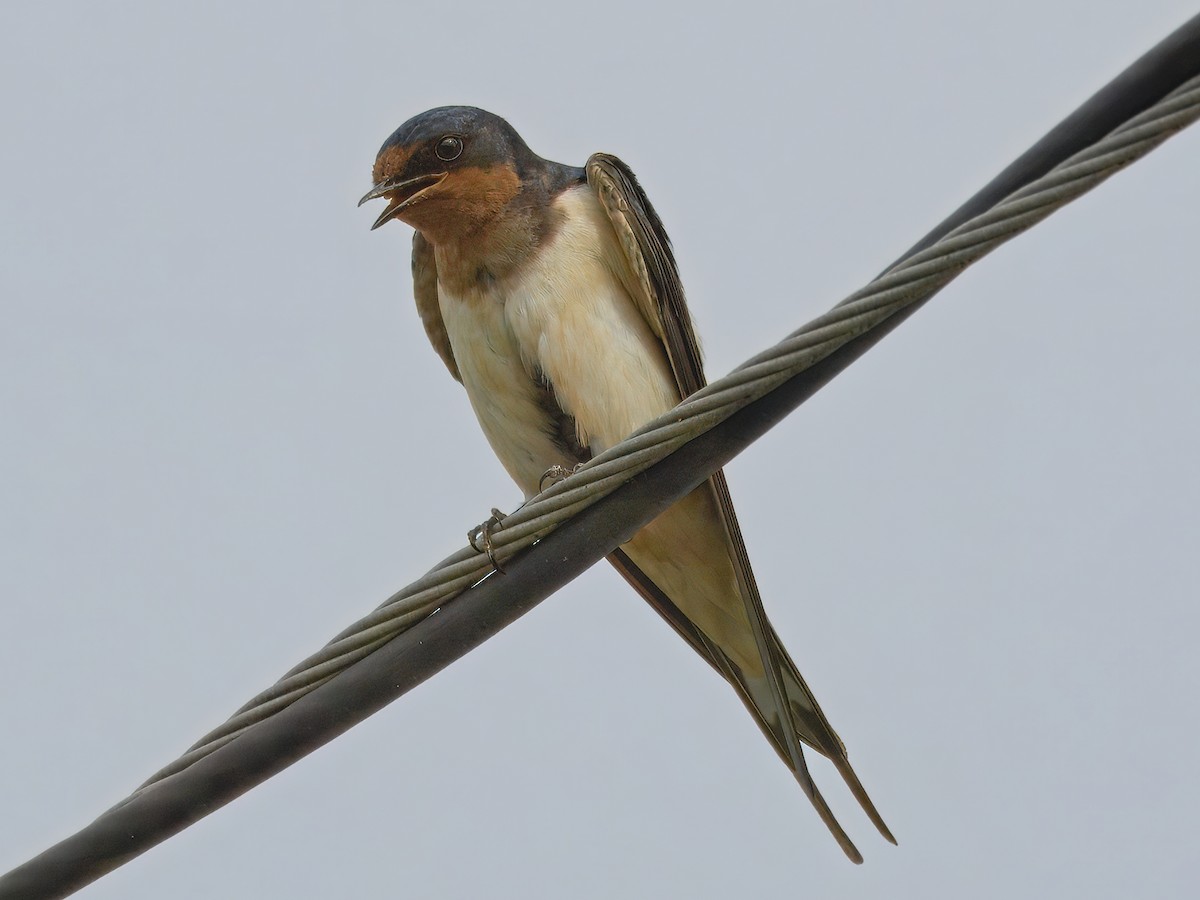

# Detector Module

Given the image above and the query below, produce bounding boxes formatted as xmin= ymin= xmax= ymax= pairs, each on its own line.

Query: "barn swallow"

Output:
xmin=359 ymin=106 xmax=893 ymax=861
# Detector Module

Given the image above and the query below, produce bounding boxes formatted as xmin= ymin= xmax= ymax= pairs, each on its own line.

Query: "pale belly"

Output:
xmin=434 ymin=186 xmax=761 ymax=672
xmin=436 ymin=186 xmax=678 ymax=498
xmin=439 ymin=289 xmax=582 ymax=496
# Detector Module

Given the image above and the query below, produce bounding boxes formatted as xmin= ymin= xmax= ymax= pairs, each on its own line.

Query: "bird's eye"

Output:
xmin=435 ymin=136 xmax=464 ymax=161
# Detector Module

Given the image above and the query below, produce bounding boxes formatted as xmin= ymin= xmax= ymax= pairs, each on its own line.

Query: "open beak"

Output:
xmin=358 ymin=172 xmax=446 ymax=230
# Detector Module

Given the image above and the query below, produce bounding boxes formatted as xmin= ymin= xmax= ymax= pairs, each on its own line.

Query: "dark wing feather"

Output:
xmin=585 ymin=154 xmax=704 ymax=396
xmin=587 ymin=154 xmax=893 ymax=856
xmin=412 ymin=231 xmax=460 ymax=382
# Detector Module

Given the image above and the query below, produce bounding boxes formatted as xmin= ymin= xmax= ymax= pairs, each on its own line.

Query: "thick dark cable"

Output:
xmin=894 ymin=12 xmax=1200 ymax=264
xmin=3 ymin=14 xmax=1198 ymax=900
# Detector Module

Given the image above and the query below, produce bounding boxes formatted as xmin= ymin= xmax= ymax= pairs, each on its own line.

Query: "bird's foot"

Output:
xmin=538 ymin=462 xmax=587 ymax=492
xmin=467 ymin=508 xmax=508 ymax=574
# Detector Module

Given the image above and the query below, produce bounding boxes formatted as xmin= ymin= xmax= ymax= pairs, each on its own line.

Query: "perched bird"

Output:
xmin=359 ymin=106 xmax=893 ymax=861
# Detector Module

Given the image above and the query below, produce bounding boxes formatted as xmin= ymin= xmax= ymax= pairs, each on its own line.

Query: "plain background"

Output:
xmin=2 ymin=2 xmax=1198 ymax=897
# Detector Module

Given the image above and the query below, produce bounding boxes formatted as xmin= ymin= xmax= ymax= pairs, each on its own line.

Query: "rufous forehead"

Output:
xmin=372 ymin=144 xmax=414 ymax=183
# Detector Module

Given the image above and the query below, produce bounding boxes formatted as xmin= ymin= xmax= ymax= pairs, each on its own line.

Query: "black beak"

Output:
xmin=358 ymin=172 xmax=446 ymax=230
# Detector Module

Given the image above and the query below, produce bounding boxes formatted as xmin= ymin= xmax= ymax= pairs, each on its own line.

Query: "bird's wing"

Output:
xmin=585 ymin=154 xmax=703 ymax=397
xmin=412 ymin=230 xmax=461 ymax=382
xmin=587 ymin=153 xmax=892 ymax=858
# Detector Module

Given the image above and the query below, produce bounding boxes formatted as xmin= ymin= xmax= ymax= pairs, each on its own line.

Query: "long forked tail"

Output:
xmin=608 ymin=541 xmax=894 ymax=861
xmin=755 ymin=624 xmax=896 ymax=846
xmin=707 ymin=471 xmax=896 ymax=856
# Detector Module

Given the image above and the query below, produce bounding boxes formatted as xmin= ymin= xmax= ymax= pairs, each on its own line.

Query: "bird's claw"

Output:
xmin=468 ymin=508 xmax=507 ymax=574
xmin=539 ymin=462 xmax=587 ymax=492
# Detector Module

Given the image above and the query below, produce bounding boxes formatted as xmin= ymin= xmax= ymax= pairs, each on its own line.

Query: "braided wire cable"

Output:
xmin=132 ymin=72 xmax=1200 ymax=791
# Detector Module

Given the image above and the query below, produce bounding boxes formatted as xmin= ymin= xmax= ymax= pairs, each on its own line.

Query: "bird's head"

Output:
xmin=359 ymin=106 xmax=531 ymax=242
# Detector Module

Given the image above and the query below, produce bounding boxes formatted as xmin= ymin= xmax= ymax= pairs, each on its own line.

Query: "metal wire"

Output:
xmin=132 ymin=72 xmax=1200 ymax=790
xmin=3 ymin=14 xmax=1198 ymax=899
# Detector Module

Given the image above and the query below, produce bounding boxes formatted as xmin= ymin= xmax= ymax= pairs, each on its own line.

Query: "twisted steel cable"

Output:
xmin=137 ymin=71 xmax=1200 ymax=789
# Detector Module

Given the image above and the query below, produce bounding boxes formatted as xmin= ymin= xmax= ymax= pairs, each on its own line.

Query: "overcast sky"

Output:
xmin=2 ymin=2 xmax=1198 ymax=898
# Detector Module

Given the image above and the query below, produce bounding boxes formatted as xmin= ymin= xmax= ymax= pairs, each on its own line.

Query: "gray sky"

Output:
xmin=2 ymin=2 xmax=1198 ymax=897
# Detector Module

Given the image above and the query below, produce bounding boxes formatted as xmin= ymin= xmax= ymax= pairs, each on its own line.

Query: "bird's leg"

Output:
xmin=467 ymin=508 xmax=508 ymax=574
xmin=538 ymin=462 xmax=587 ymax=493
